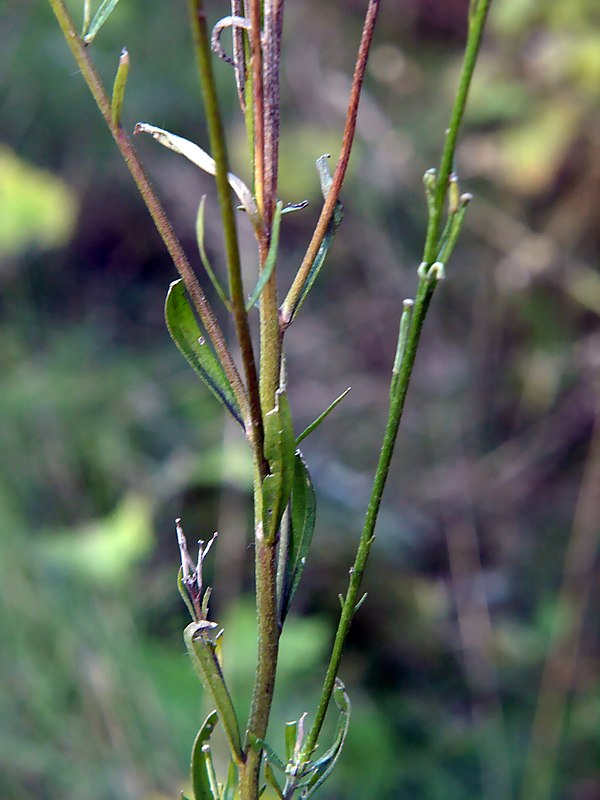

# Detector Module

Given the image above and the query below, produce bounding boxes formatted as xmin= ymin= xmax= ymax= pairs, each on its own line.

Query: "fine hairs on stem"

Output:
xmin=47 ymin=1 xmax=492 ymax=799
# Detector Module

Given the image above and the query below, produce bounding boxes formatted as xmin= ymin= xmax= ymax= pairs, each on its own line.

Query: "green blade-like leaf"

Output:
xmin=245 ymin=201 xmax=283 ymax=311
xmin=165 ymin=280 xmax=243 ymax=428
xmin=247 ymin=733 xmax=287 ymax=773
xmin=222 ymin=761 xmax=238 ymax=800
xmin=285 ymin=720 xmax=298 ymax=763
xmin=262 ymin=387 xmax=296 ymax=543
xmin=190 ymin=713 xmax=219 ymax=800
xmin=265 ymin=762 xmax=285 ymax=800
xmin=184 ymin=622 xmax=244 ymax=765
xmin=296 ymin=387 xmax=351 ymax=445
xmin=110 ymin=47 xmax=129 ymax=128
xmin=83 ymin=0 xmax=121 ymax=44
xmin=301 ymin=679 xmax=351 ymax=798
xmin=277 ymin=452 xmax=316 ymax=623
xmin=289 ymin=155 xmax=344 ymax=322
xmin=195 ymin=196 xmax=231 ymax=311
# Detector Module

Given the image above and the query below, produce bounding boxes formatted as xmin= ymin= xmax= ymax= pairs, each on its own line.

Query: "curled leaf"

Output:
xmin=190 ymin=712 xmax=219 ymax=800
xmin=134 ymin=123 xmax=259 ymax=223
xmin=184 ymin=622 xmax=244 ymax=765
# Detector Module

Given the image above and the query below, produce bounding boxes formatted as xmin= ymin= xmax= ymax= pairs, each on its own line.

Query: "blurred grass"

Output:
xmin=1 ymin=0 xmax=600 ymax=798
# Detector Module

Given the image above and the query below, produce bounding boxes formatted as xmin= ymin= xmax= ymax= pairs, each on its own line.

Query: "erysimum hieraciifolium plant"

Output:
xmin=48 ymin=1 xmax=492 ymax=798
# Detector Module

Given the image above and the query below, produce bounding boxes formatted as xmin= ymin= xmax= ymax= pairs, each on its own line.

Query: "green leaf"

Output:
xmin=83 ymin=0 xmax=122 ymax=44
xmin=245 ymin=201 xmax=283 ymax=311
xmin=285 ymin=720 xmax=298 ymax=763
xmin=165 ymin=280 xmax=243 ymax=428
xmin=296 ymin=387 xmax=351 ymax=445
xmin=190 ymin=712 xmax=219 ymax=800
xmin=222 ymin=761 xmax=238 ymax=800
xmin=265 ymin=762 xmax=285 ymax=799
xmin=301 ymin=679 xmax=351 ymax=798
xmin=277 ymin=453 xmax=316 ymax=623
xmin=247 ymin=733 xmax=286 ymax=773
xmin=195 ymin=196 xmax=231 ymax=311
xmin=289 ymin=155 xmax=344 ymax=322
xmin=184 ymin=622 xmax=244 ymax=765
xmin=110 ymin=47 xmax=129 ymax=128
xmin=261 ymin=387 xmax=296 ymax=543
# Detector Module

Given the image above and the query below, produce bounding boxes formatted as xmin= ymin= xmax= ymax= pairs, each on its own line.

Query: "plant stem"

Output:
xmin=262 ymin=0 xmax=285 ymax=232
xmin=258 ymin=0 xmax=284 ymax=418
xmin=46 ymin=0 xmax=249 ymax=424
xmin=303 ymin=0 xmax=492 ymax=755
xmin=248 ymin=0 xmax=266 ymax=221
xmin=242 ymin=7 xmax=286 ymax=800
xmin=302 ymin=280 xmax=437 ymax=756
xmin=188 ymin=0 xmax=265 ymax=467
xmin=240 ymin=528 xmax=280 ymax=800
xmin=422 ymin=0 xmax=491 ymax=265
xmin=280 ymin=0 xmax=381 ymax=329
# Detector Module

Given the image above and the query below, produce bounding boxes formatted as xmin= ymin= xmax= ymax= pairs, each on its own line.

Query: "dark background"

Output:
xmin=1 ymin=1 xmax=599 ymax=799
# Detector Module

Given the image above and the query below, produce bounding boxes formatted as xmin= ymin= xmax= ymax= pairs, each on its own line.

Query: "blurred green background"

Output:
xmin=1 ymin=1 xmax=600 ymax=799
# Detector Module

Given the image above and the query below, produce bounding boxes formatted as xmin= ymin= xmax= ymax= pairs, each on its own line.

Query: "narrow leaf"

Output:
xmin=83 ymin=0 xmax=121 ymax=44
xmin=110 ymin=47 xmax=129 ymax=128
xmin=301 ymin=679 xmax=351 ymax=798
xmin=289 ymin=155 xmax=344 ymax=322
xmin=262 ymin=388 xmax=296 ymax=543
xmin=191 ymin=714 xmax=219 ymax=800
xmin=278 ymin=453 xmax=316 ymax=623
xmin=165 ymin=280 xmax=243 ymax=428
xmin=222 ymin=761 xmax=238 ymax=800
xmin=285 ymin=720 xmax=298 ymax=763
xmin=184 ymin=622 xmax=244 ymax=765
xmin=134 ymin=123 xmax=259 ymax=223
xmin=177 ymin=566 xmax=198 ymax=622
xmin=82 ymin=0 xmax=91 ymax=37
xmin=281 ymin=200 xmax=309 ymax=216
xmin=247 ymin=734 xmax=286 ymax=773
xmin=296 ymin=387 xmax=351 ymax=445
xmin=265 ymin=763 xmax=285 ymax=800
xmin=195 ymin=195 xmax=231 ymax=310
xmin=245 ymin=201 xmax=283 ymax=311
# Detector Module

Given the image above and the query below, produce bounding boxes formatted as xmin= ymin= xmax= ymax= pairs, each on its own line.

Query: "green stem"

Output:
xmin=240 ymin=526 xmax=281 ymax=800
xmin=302 ymin=279 xmax=437 ymax=756
xmin=46 ymin=0 xmax=249 ymax=424
xmin=422 ymin=0 xmax=491 ymax=265
xmin=303 ymin=0 xmax=492 ymax=756
xmin=188 ymin=0 xmax=265 ymax=465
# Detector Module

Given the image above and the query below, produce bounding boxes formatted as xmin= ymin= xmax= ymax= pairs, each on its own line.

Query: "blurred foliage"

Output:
xmin=1 ymin=1 xmax=600 ymax=799
xmin=0 ymin=145 xmax=77 ymax=256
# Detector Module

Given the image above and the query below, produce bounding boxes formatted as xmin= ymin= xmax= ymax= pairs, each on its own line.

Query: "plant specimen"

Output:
xmin=47 ymin=1 xmax=492 ymax=798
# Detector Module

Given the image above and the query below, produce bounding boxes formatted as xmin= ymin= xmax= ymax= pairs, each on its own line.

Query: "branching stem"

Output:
xmin=303 ymin=0 xmax=492 ymax=756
